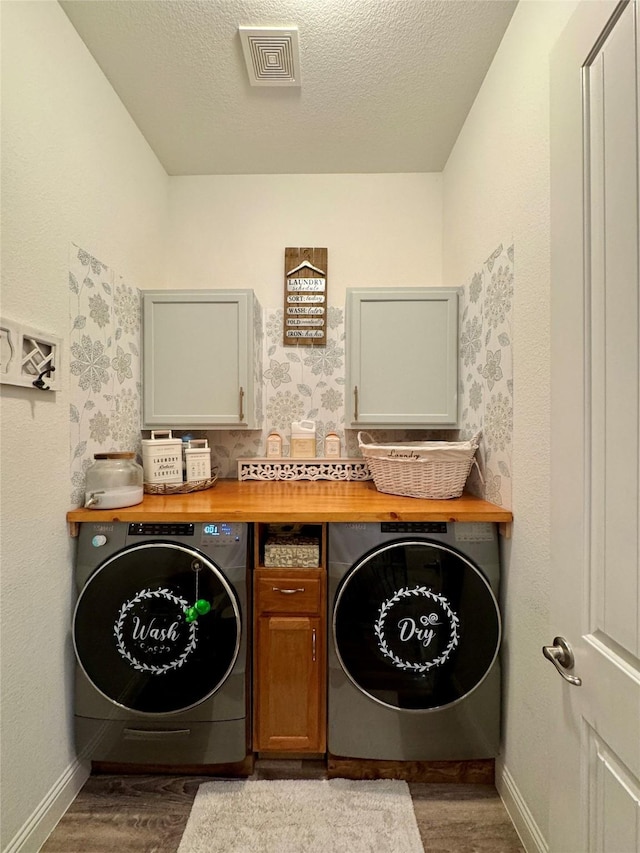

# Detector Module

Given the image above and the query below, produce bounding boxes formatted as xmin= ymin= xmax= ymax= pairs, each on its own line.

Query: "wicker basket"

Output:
xmin=143 ymin=472 xmax=218 ymax=495
xmin=358 ymin=432 xmax=481 ymax=500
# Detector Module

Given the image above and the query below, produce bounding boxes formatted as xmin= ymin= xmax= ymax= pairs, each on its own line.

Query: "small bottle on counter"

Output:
xmin=266 ymin=431 xmax=283 ymax=458
xmin=324 ymin=432 xmax=341 ymax=458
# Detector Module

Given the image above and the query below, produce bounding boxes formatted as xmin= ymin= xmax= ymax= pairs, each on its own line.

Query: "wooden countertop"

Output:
xmin=67 ymin=480 xmax=512 ymax=532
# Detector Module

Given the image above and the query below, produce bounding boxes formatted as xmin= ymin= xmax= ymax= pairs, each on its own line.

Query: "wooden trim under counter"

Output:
xmin=66 ymin=479 xmax=512 ymax=535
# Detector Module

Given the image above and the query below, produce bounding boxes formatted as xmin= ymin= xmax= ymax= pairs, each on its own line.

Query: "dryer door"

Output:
xmin=74 ymin=542 xmax=241 ymax=714
xmin=333 ymin=539 xmax=500 ymax=711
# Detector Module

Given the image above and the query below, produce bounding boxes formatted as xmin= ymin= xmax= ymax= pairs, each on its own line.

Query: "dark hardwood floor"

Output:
xmin=42 ymin=760 xmax=525 ymax=852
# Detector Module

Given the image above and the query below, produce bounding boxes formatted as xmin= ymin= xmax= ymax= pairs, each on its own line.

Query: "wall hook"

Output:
xmin=32 ymin=365 xmax=55 ymax=390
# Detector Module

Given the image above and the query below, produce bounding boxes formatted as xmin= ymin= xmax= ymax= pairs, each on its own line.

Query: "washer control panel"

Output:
xmin=76 ymin=521 xmax=248 ymax=590
xmin=129 ymin=521 xmax=194 ymax=538
xmin=127 ymin=521 xmax=243 ymax=545
xmin=200 ymin=522 xmax=242 ymax=545
xmin=128 ymin=522 xmax=195 ymax=537
xmin=381 ymin=522 xmax=448 ymax=534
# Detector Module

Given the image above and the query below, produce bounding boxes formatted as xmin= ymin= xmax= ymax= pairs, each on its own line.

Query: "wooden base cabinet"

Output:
xmin=252 ymin=526 xmax=326 ymax=754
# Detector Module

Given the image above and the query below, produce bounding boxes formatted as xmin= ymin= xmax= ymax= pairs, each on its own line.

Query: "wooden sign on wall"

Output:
xmin=283 ymin=247 xmax=328 ymax=347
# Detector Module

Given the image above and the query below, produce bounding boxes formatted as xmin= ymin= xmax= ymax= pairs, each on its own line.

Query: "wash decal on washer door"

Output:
xmin=73 ymin=542 xmax=241 ymax=714
xmin=374 ymin=586 xmax=460 ymax=672
xmin=114 ymin=587 xmax=197 ymax=675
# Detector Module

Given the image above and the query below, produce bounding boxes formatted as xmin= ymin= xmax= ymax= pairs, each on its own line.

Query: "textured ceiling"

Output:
xmin=60 ymin=0 xmax=517 ymax=176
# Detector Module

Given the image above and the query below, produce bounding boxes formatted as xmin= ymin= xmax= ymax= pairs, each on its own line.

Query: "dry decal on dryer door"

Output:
xmin=374 ymin=586 xmax=460 ymax=673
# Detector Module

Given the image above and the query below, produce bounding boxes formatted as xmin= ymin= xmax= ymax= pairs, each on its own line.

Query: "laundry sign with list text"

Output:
xmin=283 ymin=247 xmax=327 ymax=346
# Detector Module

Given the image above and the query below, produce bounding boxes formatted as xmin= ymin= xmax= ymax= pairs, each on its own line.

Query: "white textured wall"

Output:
xmin=0 ymin=2 xmax=167 ymax=849
xmin=166 ymin=174 xmax=443 ymax=306
xmin=442 ymin=0 xmax=578 ymax=843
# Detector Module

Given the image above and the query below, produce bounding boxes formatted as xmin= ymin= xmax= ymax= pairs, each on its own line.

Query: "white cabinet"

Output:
xmin=345 ymin=288 xmax=458 ymax=428
xmin=142 ymin=289 xmax=262 ymax=429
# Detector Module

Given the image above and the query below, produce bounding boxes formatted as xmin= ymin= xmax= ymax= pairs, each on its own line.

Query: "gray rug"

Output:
xmin=177 ymin=778 xmax=424 ymax=852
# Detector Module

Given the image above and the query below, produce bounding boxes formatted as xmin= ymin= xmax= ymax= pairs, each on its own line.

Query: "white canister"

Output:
xmin=290 ymin=420 xmax=316 ymax=458
xmin=184 ymin=439 xmax=212 ymax=482
xmin=141 ymin=430 xmax=183 ymax=484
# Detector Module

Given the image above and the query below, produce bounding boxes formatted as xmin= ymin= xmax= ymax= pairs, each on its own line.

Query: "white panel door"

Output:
xmin=550 ymin=2 xmax=640 ymax=851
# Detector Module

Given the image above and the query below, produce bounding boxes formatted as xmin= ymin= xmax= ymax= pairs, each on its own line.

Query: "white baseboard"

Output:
xmin=496 ymin=761 xmax=549 ymax=853
xmin=4 ymin=758 xmax=89 ymax=853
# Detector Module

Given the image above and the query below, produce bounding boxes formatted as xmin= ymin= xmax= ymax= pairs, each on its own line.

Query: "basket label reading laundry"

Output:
xmin=113 ymin=587 xmax=197 ymax=675
xmin=374 ymin=586 xmax=460 ymax=672
xmin=388 ymin=449 xmax=421 ymax=459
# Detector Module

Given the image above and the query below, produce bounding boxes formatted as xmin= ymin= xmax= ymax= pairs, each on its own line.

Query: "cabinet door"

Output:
xmin=142 ymin=290 xmax=260 ymax=428
xmin=346 ymin=288 xmax=458 ymax=427
xmin=254 ymin=615 xmax=325 ymax=753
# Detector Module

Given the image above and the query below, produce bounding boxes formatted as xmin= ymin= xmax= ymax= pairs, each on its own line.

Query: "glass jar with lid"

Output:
xmin=84 ymin=452 xmax=144 ymax=509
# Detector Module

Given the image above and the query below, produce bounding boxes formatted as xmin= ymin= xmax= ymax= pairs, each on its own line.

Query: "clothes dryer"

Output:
xmin=328 ymin=521 xmax=501 ymax=761
xmin=73 ymin=521 xmax=249 ymax=766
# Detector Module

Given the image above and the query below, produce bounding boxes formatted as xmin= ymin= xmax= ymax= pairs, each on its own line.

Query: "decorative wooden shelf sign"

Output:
xmin=283 ymin=247 xmax=327 ymax=347
xmin=237 ymin=458 xmax=371 ymax=482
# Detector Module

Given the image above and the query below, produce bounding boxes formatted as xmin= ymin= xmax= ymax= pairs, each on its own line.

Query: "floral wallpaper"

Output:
xmin=458 ymin=242 xmax=514 ymax=508
xmin=263 ymin=305 xmax=348 ymax=453
xmin=69 ymin=244 xmax=142 ymax=507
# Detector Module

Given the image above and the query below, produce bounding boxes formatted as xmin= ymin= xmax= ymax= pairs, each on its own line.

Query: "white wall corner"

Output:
xmin=496 ymin=760 xmax=549 ymax=853
xmin=4 ymin=758 xmax=89 ymax=853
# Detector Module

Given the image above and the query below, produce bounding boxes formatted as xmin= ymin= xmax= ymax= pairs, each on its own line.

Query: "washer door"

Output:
xmin=74 ymin=542 xmax=241 ymax=715
xmin=333 ymin=539 xmax=501 ymax=711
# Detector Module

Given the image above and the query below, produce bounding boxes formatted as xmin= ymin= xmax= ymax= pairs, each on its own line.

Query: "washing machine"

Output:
xmin=73 ymin=520 xmax=250 ymax=766
xmin=328 ymin=521 xmax=501 ymax=761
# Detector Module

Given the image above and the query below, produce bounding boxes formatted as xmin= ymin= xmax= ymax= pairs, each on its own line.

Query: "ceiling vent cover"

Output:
xmin=239 ymin=26 xmax=301 ymax=87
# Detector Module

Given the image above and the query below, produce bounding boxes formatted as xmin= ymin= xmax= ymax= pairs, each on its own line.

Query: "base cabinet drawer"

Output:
xmin=256 ymin=573 xmax=322 ymax=614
